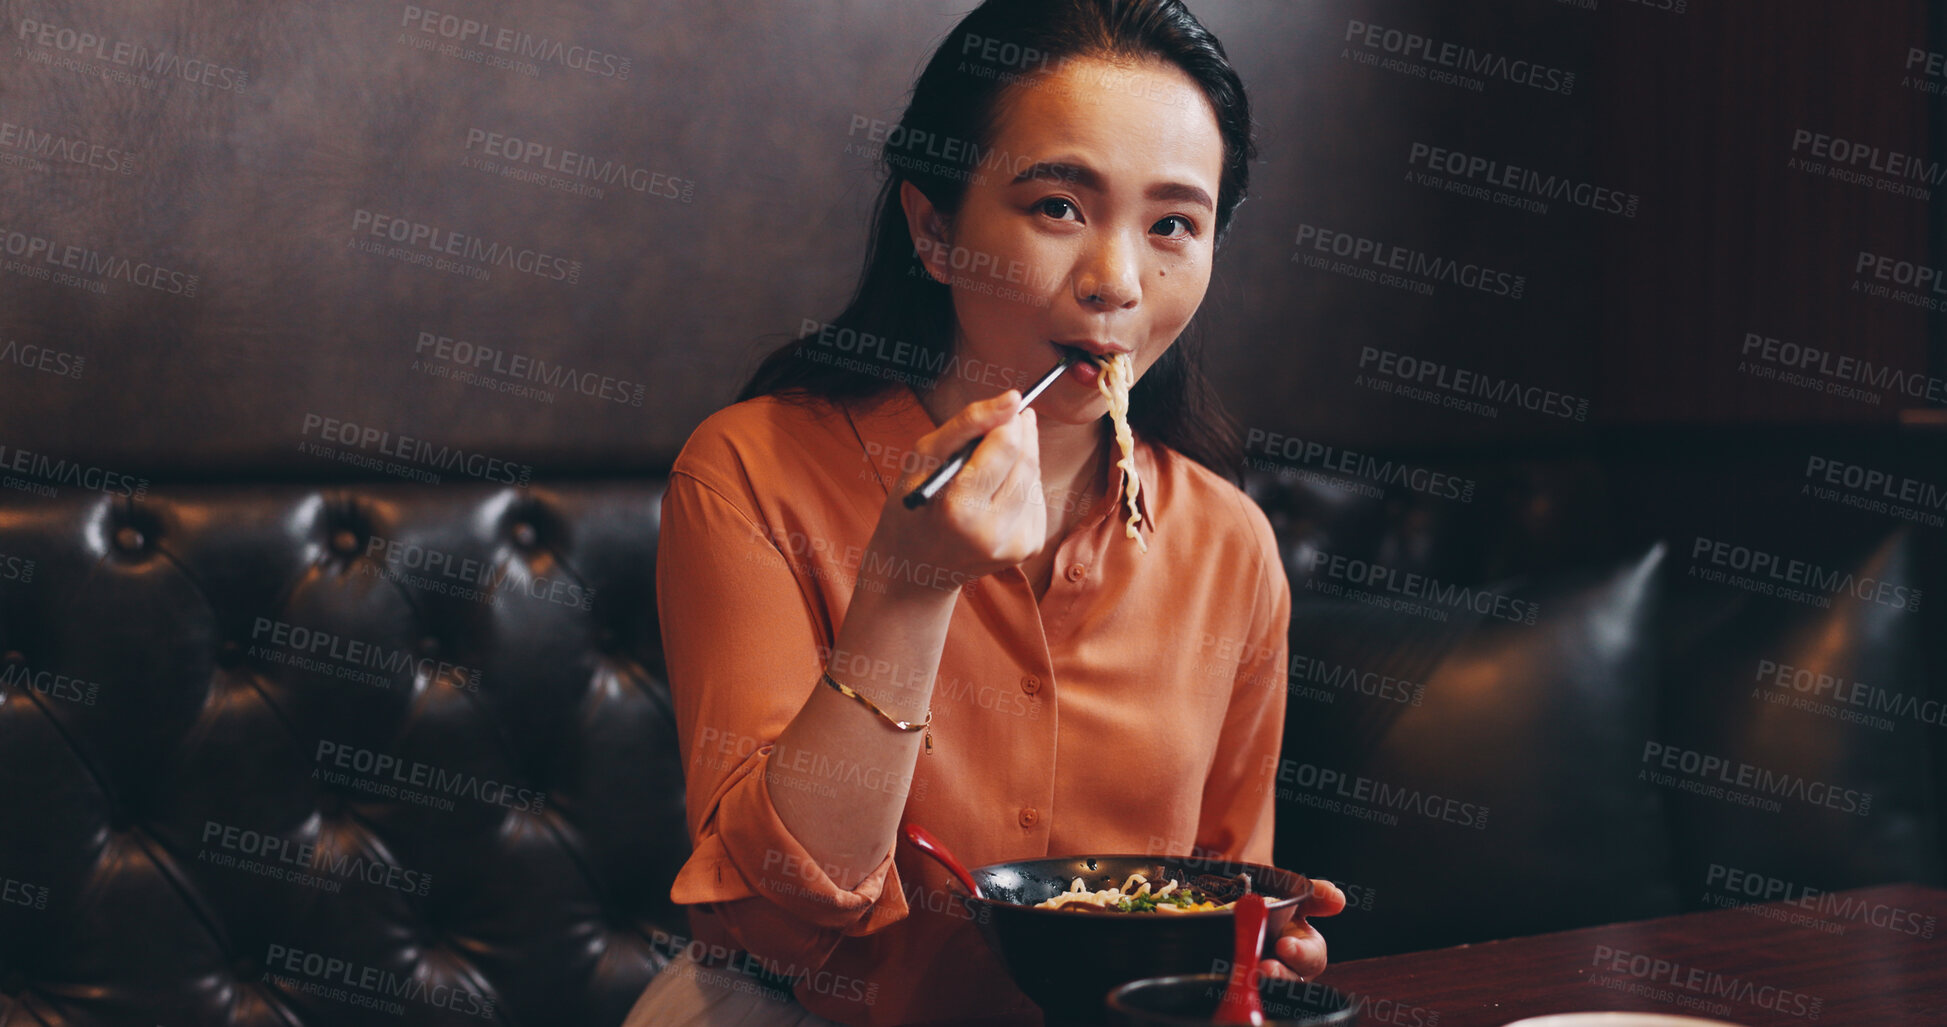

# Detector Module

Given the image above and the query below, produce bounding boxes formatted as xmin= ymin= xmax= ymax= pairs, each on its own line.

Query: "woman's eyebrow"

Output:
xmin=1148 ymin=181 xmax=1214 ymax=211
xmin=1011 ymin=160 xmax=1099 ymax=189
xmin=1009 ymin=160 xmax=1212 ymax=211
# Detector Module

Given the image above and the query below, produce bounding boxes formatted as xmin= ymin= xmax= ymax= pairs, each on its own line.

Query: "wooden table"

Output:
xmin=1314 ymin=884 xmax=1947 ymax=1026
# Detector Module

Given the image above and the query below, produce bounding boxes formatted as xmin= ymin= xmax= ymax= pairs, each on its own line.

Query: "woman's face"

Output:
xmin=906 ymin=55 xmax=1227 ymax=426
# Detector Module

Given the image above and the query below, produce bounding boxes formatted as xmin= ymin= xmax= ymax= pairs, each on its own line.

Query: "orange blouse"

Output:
xmin=657 ymin=383 xmax=1290 ymax=1025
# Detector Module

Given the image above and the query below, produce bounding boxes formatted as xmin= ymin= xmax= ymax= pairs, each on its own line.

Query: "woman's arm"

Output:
xmin=1192 ymin=497 xmax=1345 ymax=981
xmin=660 ymin=468 xmax=907 ymax=971
xmin=1193 ymin=499 xmax=1290 ymax=866
xmin=766 ymin=387 xmax=1045 ymax=890
xmin=661 ymin=386 xmax=1045 ymax=971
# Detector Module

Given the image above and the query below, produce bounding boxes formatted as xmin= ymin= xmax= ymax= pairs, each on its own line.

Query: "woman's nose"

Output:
xmin=1073 ymin=232 xmax=1140 ymax=309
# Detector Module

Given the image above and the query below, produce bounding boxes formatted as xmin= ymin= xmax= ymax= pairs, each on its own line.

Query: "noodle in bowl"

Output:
xmin=963 ymin=853 xmax=1310 ymax=1021
xmin=1034 ymin=870 xmax=1245 ymax=913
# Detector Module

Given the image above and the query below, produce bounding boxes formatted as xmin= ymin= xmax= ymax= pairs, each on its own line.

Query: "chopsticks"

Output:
xmin=902 ymin=348 xmax=1082 ymax=509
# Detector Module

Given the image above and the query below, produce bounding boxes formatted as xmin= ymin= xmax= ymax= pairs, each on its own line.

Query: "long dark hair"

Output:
xmin=738 ymin=0 xmax=1254 ymax=482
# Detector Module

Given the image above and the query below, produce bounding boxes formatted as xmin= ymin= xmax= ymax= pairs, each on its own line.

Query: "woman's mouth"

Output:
xmin=1054 ymin=343 xmax=1103 ymax=386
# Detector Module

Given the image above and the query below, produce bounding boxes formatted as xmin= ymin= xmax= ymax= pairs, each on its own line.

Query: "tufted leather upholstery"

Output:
xmin=1257 ymin=439 xmax=1947 ymax=960
xmin=0 ymin=444 xmax=1941 ymax=1022
xmin=0 ymin=482 xmax=689 ymax=1027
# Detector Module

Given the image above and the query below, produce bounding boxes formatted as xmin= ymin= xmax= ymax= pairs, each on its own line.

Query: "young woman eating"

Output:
xmin=627 ymin=1 xmax=1344 ymax=1023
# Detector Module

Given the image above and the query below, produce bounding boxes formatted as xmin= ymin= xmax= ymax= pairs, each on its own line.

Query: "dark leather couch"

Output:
xmin=1258 ymin=433 xmax=1945 ymax=961
xmin=0 ymin=482 xmax=690 ymax=1027
xmin=1 ymin=432 xmax=1942 ymax=1025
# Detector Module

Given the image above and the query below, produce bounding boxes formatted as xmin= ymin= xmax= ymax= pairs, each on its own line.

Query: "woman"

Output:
xmin=628 ymin=1 xmax=1344 ymax=1023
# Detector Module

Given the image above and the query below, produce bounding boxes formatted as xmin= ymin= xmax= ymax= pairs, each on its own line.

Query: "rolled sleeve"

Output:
xmin=658 ymin=466 xmax=911 ymax=971
xmin=672 ymin=743 xmax=911 ymax=940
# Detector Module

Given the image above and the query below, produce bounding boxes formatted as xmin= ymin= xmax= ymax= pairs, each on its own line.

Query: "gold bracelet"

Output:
xmin=821 ymin=671 xmax=934 ymax=753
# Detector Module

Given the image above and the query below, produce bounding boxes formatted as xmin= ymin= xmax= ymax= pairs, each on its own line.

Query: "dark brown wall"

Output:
xmin=0 ymin=1 xmax=1937 ymax=478
xmin=1590 ymin=2 xmax=1935 ymax=426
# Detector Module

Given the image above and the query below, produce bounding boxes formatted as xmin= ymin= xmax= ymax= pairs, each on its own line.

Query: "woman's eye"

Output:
xmin=1036 ymin=198 xmax=1081 ymax=222
xmin=1153 ymin=215 xmax=1194 ymax=239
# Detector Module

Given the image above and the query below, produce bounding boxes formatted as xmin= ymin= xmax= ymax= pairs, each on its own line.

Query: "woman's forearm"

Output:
xmin=759 ymin=388 xmax=1038 ymax=894
xmin=764 ymin=537 xmax=963 ymax=892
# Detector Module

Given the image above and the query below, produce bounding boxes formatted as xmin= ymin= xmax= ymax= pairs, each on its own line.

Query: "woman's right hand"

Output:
xmin=868 ymin=388 xmax=1046 ymax=590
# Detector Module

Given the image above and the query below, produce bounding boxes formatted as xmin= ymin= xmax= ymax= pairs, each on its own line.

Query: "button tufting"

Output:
xmin=512 ymin=521 xmax=539 ymax=549
xmin=217 ymin=640 xmax=243 ymax=667
xmin=2 ymin=650 xmax=23 ymax=667
xmin=1064 ymin=563 xmax=1086 ymax=583
xmin=113 ymin=525 xmax=146 ymax=554
xmin=1018 ymin=807 xmax=1038 ymax=828
xmin=417 ymin=636 xmax=441 ymax=659
xmin=330 ymin=528 xmax=362 ymax=557
xmin=1020 ymin=675 xmax=1040 ymax=695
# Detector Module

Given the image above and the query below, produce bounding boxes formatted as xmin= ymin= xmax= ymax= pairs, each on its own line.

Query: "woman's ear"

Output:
xmin=899 ymin=180 xmax=953 ymax=286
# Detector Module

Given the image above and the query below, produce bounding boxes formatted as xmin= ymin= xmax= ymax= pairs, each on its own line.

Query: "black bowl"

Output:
xmin=1106 ymin=973 xmax=1358 ymax=1026
xmin=966 ymin=854 xmax=1312 ymax=1023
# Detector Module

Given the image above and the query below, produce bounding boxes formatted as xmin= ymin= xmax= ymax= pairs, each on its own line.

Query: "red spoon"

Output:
xmin=1214 ymin=892 xmax=1268 ymax=1025
xmin=901 ymin=823 xmax=983 ymax=899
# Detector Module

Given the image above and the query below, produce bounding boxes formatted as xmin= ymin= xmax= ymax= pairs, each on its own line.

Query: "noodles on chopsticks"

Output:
xmin=1094 ymin=352 xmax=1147 ymax=553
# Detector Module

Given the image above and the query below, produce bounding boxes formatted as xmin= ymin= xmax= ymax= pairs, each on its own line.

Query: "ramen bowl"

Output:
xmin=965 ymin=854 xmax=1313 ymax=1023
xmin=1106 ymin=972 xmax=1358 ymax=1026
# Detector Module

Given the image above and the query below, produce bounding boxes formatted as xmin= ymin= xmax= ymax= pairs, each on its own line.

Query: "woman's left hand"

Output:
xmin=1257 ymin=877 xmax=1347 ymax=982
